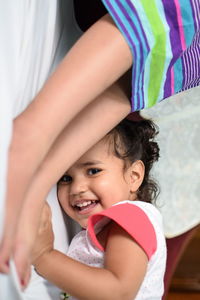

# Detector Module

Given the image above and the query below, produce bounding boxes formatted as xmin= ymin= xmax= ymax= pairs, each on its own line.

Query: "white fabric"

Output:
xmin=0 ymin=1 xmax=81 ymax=299
xmin=140 ymin=87 xmax=200 ymax=237
xmin=67 ymin=201 xmax=166 ymax=300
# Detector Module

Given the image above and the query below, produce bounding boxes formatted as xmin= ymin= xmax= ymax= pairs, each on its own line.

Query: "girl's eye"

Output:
xmin=58 ymin=174 xmax=72 ymax=184
xmin=87 ymin=168 xmax=101 ymax=176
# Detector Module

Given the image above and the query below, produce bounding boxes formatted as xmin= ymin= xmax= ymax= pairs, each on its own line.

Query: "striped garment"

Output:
xmin=101 ymin=0 xmax=200 ymax=111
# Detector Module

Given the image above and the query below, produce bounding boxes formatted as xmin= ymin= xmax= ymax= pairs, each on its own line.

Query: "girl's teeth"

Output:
xmin=82 ymin=201 xmax=91 ymax=207
xmin=76 ymin=201 xmax=92 ymax=208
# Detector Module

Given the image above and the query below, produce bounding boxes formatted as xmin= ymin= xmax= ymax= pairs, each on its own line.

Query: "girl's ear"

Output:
xmin=129 ymin=160 xmax=145 ymax=193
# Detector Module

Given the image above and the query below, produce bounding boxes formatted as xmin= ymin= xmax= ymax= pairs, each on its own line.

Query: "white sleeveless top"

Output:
xmin=66 ymin=201 xmax=166 ymax=300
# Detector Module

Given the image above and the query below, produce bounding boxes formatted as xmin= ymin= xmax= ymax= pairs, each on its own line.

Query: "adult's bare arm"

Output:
xmin=0 ymin=13 xmax=132 ymax=275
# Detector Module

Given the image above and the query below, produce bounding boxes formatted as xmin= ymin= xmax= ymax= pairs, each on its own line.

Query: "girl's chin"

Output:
xmin=76 ymin=203 xmax=102 ymax=228
xmin=77 ymin=219 xmax=88 ymax=229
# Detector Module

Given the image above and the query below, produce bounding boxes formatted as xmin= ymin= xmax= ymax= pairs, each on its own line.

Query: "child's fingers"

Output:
xmin=38 ymin=203 xmax=52 ymax=232
xmin=30 ymin=202 xmax=54 ymax=266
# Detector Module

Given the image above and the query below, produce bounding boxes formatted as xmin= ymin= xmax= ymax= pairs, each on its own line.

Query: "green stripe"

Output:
xmin=141 ymin=0 xmax=167 ymax=106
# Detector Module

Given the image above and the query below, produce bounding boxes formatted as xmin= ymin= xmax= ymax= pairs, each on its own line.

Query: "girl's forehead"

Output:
xmin=69 ymin=139 xmax=111 ymax=168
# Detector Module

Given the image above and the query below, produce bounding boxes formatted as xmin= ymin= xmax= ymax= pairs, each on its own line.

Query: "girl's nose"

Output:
xmin=69 ymin=178 xmax=87 ymax=196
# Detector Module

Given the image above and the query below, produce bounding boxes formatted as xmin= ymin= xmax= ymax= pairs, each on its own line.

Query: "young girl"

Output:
xmin=1 ymin=0 xmax=199 ymax=287
xmin=32 ymin=118 xmax=166 ymax=300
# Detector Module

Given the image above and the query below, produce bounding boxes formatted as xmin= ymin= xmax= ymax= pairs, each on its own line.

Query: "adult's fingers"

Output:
xmin=13 ymin=240 xmax=31 ymax=288
xmin=0 ymin=236 xmax=12 ymax=273
xmin=12 ymin=200 xmax=48 ymax=286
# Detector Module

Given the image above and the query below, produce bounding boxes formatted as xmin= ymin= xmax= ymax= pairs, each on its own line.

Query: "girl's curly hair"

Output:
xmin=107 ymin=118 xmax=160 ymax=203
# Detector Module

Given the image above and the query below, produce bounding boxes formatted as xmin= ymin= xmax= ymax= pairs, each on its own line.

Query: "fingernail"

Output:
xmin=21 ymin=279 xmax=25 ymax=287
xmin=6 ymin=260 xmax=9 ymax=267
xmin=21 ymin=278 xmax=28 ymax=291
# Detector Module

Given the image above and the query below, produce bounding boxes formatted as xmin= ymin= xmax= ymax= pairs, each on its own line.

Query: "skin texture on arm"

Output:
xmin=0 ymin=13 xmax=132 ymax=276
xmin=32 ymin=205 xmax=148 ymax=300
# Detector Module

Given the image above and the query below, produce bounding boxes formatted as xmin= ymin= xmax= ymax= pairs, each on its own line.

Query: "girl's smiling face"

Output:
xmin=57 ymin=138 xmax=144 ymax=228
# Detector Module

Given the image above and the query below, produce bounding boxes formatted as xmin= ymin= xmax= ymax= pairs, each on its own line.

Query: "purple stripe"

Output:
xmin=191 ymin=45 xmax=198 ymax=86
xmin=116 ymin=0 xmax=148 ymax=109
xmin=104 ymin=0 xmax=152 ymax=110
xmin=191 ymin=0 xmax=198 ymax=32
xmin=126 ymin=0 xmax=149 ymax=110
xmin=104 ymin=1 xmax=133 ymax=47
xmin=182 ymin=0 xmax=200 ymax=88
xmin=104 ymin=0 xmax=138 ymax=110
xmin=191 ymin=0 xmax=200 ymax=31
xmin=181 ymin=51 xmax=186 ymax=90
xmin=126 ymin=0 xmax=150 ymax=109
xmin=115 ymin=0 xmax=141 ymax=109
xmin=127 ymin=0 xmax=149 ymax=51
xmin=182 ymin=30 xmax=200 ymax=89
xmin=162 ymin=0 xmax=183 ymax=98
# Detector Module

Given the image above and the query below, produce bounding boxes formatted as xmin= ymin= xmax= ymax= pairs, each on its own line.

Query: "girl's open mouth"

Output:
xmin=73 ymin=200 xmax=99 ymax=214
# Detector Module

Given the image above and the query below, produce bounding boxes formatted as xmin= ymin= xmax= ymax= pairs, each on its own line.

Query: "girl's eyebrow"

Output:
xmin=80 ymin=161 xmax=103 ymax=167
xmin=64 ymin=161 xmax=103 ymax=174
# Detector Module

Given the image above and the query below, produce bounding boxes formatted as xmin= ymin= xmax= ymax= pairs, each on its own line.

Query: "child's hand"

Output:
xmin=31 ymin=203 xmax=54 ymax=268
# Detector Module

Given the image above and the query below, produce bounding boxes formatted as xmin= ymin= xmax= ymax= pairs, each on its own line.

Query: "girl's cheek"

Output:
xmin=58 ymin=189 xmax=68 ymax=208
xmin=96 ymin=178 xmax=111 ymax=188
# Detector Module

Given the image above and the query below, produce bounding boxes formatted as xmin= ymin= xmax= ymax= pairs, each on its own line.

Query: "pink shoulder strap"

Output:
xmin=88 ymin=203 xmax=157 ymax=259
